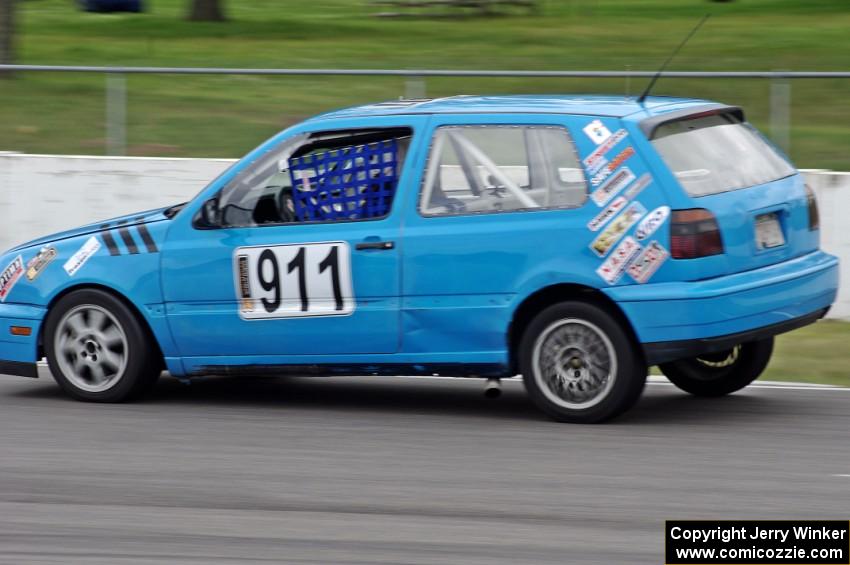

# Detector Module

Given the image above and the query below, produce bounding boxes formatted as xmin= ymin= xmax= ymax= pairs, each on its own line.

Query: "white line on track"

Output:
xmin=376 ymin=374 xmax=848 ymax=391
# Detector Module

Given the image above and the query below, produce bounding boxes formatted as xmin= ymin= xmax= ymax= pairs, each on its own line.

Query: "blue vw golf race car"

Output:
xmin=0 ymin=95 xmax=838 ymax=423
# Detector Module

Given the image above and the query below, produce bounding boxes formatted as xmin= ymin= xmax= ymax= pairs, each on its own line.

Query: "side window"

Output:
xmin=419 ymin=125 xmax=586 ymax=217
xmin=218 ymin=127 xmax=412 ymax=228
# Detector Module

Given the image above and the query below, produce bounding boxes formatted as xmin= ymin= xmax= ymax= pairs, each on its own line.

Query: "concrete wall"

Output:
xmin=0 ymin=153 xmax=847 ymax=319
xmin=0 ymin=153 xmax=235 ymax=252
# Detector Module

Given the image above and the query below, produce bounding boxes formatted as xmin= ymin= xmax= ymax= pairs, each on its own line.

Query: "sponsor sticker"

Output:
xmin=63 ymin=236 xmax=101 ymax=276
xmin=582 ymin=119 xmax=612 ymax=145
xmin=635 ymin=206 xmax=670 ymax=240
xmin=583 ymin=128 xmax=628 ymax=173
xmin=0 ymin=255 xmax=24 ymax=302
xmin=589 ymin=146 xmax=635 ymax=188
xmin=627 ymin=240 xmax=669 ymax=283
xmin=607 ymin=146 xmax=635 ymax=171
xmin=25 ymin=247 xmax=57 ymax=281
xmin=624 ymin=172 xmax=652 ymax=199
xmin=596 ymin=237 xmax=641 ymax=285
xmin=237 ymin=255 xmax=253 ymax=312
xmin=590 ymin=202 xmax=646 ymax=257
xmin=591 ymin=167 xmax=636 ymax=206
xmin=587 ymin=196 xmax=628 ymax=232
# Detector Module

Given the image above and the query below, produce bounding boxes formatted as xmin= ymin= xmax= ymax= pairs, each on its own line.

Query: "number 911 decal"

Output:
xmin=234 ymin=242 xmax=354 ymax=319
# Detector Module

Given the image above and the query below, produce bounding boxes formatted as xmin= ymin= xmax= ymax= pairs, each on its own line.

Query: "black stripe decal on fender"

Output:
xmin=134 ymin=217 xmax=158 ymax=253
xmin=100 ymin=224 xmax=121 ymax=256
xmin=116 ymin=221 xmax=139 ymax=254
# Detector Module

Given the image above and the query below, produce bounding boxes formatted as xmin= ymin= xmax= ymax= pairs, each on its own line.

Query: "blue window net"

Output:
xmin=288 ymin=139 xmax=399 ymax=222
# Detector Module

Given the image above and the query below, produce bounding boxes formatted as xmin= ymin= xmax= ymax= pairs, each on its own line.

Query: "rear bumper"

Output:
xmin=643 ymin=307 xmax=828 ymax=365
xmin=603 ymin=250 xmax=839 ymax=364
xmin=0 ymin=303 xmax=45 ymax=378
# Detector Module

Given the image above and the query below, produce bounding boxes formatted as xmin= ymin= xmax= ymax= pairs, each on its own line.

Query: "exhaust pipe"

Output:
xmin=484 ymin=378 xmax=502 ymax=399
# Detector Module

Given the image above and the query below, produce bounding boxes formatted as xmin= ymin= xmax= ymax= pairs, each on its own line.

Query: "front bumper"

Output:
xmin=0 ymin=303 xmax=45 ymax=378
xmin=603 ymin=250 xmax=839 ymax=365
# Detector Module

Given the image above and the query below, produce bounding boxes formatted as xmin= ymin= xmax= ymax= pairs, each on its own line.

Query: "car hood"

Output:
xmin=7 ymin=206 xmax=173 ymax=253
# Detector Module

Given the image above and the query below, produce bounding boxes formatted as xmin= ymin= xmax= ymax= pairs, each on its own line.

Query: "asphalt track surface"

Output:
xmin=0 ymin=369 xmax=847 ymax=565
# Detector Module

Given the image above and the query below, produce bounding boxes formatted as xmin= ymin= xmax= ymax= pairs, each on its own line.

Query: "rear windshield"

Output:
xmin=651 ymin=113 xmax=796 ymax=197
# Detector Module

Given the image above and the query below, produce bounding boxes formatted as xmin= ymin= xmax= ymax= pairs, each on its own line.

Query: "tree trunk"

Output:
xmin=187 ymin=0 xmax=226 ymax=22
xmin=0 ymin=0 xmax=14 ymax=78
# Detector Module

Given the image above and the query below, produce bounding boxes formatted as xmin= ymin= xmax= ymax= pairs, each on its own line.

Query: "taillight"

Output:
xmin=805 ymin=184 xmax=820 ymax=230
xmin=670 ymin=209 xmax=724 ymax=259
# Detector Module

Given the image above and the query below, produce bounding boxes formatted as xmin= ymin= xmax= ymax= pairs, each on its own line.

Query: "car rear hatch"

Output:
xmin=644 ymin=107 xmax=819 ymax=279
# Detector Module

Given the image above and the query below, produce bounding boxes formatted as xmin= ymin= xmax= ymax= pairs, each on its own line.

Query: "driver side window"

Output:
xmin=217 ymin=127 xmax=412 ymax=228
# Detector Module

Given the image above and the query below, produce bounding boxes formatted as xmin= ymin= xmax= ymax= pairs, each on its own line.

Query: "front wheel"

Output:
xmin=44 ymin=289 xmax=161 ymax=402
xmin=658 ymin=338 xmax=774 ymax=397
xmin=519 ymin=301 xmax=647 ymax=423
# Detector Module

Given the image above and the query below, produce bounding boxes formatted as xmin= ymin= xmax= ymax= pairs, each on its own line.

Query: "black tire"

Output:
xmin=44 ymin=289 xmax=161 ymax=402
xmin=659 ymin=338 xmax=774 ymax=397
xmin=519 ymin=301 xmax=646 ymax=423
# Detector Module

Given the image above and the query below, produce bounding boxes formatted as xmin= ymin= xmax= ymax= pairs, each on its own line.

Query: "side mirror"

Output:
xmin=195 ymin=197 xmax=221 ymax=228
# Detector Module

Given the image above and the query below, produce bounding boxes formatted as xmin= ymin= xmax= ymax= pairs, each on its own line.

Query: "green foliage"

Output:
xmin=2 ymin=0 xmax=848 ymax=164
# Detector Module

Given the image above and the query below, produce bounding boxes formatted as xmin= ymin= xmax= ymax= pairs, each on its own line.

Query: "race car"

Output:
xmin=0 ymin=95 xmax=838 ymax=423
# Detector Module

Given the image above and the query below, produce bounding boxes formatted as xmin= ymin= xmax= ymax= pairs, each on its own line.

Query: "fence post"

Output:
xmin=106 ymin=73 xmax=127 ymax=156
xmin=405 ymin=75 xmax=426 ymax=99
xmin=769 ymin=74 xmax=791 ymax=156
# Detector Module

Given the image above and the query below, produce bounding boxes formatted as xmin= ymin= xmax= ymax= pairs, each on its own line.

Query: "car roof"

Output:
xmin=305 ymin=95 xmax=719 ymax=122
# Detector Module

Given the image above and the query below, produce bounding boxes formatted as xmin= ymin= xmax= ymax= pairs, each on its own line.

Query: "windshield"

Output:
xmin=651 ymin=113 xmax=796 ymax=197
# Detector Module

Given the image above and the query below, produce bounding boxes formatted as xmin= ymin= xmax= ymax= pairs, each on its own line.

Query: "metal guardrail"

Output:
xmin=1 ymin=64 xmax=848 ymax=156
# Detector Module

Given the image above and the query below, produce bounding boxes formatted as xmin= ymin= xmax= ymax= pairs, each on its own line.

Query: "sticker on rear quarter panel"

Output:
xmin=596 ymin=237 xmax=641 ymax=285
xmin=583 ymin=128 xmax=627 ymax=175
xmin=590 ymin=202 xmax=646 ymax=257
xmin=634 ymin=206 xmax=670 ymax=240
xmin=624 ymin=172 xmax=652 ymax=200
xmin=590 ymin=146 xmax=635 ymax=187
xmin=627 ymin=241 xmax=669 ymax=283
xmin=591 ymin=166 xmax=636 ymax=206
xmin=582 ymin=119 xmax=613 ymax=145
xmin=587 ymin=196 xmax=628 ymax=232
xmin=0 ymin=255 xmax=24 ymax=302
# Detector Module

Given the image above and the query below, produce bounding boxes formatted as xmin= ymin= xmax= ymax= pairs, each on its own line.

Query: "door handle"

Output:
xmin=356 ymin=240 xmax=395 ymax=251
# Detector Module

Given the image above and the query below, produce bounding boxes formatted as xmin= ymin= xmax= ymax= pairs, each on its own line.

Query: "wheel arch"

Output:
xmin=38 ymin=283 xmax=165 ymax=369
xmin=507 ymin=283 xmax=643 ymax=374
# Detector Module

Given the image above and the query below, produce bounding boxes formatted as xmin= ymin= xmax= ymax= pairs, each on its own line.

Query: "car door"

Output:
xmin=399 ymin=114 xmax=598 ymax=360
xmin=160 ymin=116 xmax=426 ymax=369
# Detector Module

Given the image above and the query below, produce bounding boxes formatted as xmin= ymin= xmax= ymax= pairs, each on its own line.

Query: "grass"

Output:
xmin=765 ymin=320 xmax=850 ymax=387
xmin=649 ymin=320 xmax=850 ymax=388
xmin=0 ymin=0 xmax=848 ymax=164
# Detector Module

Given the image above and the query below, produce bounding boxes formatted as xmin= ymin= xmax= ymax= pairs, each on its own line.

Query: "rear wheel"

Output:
xmin=44 ymin=289 xmax=161 ymax=402
xmin=658 ymin=338 xmax=774 ymax=397
xmin=519 ymin=301 xmax=646 ymax=423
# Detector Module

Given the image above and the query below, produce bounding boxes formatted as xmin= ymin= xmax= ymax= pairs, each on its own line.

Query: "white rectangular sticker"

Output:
xmin=582 ymin=119 xmax=613 ymax=145
xmin=590 ymin=201 xmax=646 ymax=257
xmin=627 ymin=241 xmax=670 ymax=283
xmin=591 ymin=166 xmax=636 ymax=206
xmin=597 ymin=237 xmax=641 ymax=285
xmin=0 ymin=255 xmax=24 ymax=302
xmin=235 ymin=241 xmax=355 ymax=320
xmin=63 ymin=236 xmax=101 ymax=276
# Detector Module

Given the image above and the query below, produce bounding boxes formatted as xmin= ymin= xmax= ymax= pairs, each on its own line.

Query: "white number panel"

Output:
xmin=234 ymin=241 xmax=355 ymax=320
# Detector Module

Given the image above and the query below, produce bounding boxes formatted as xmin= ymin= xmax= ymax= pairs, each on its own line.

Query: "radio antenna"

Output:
xmin=637 ymin=14 xmax=711 ymax=104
